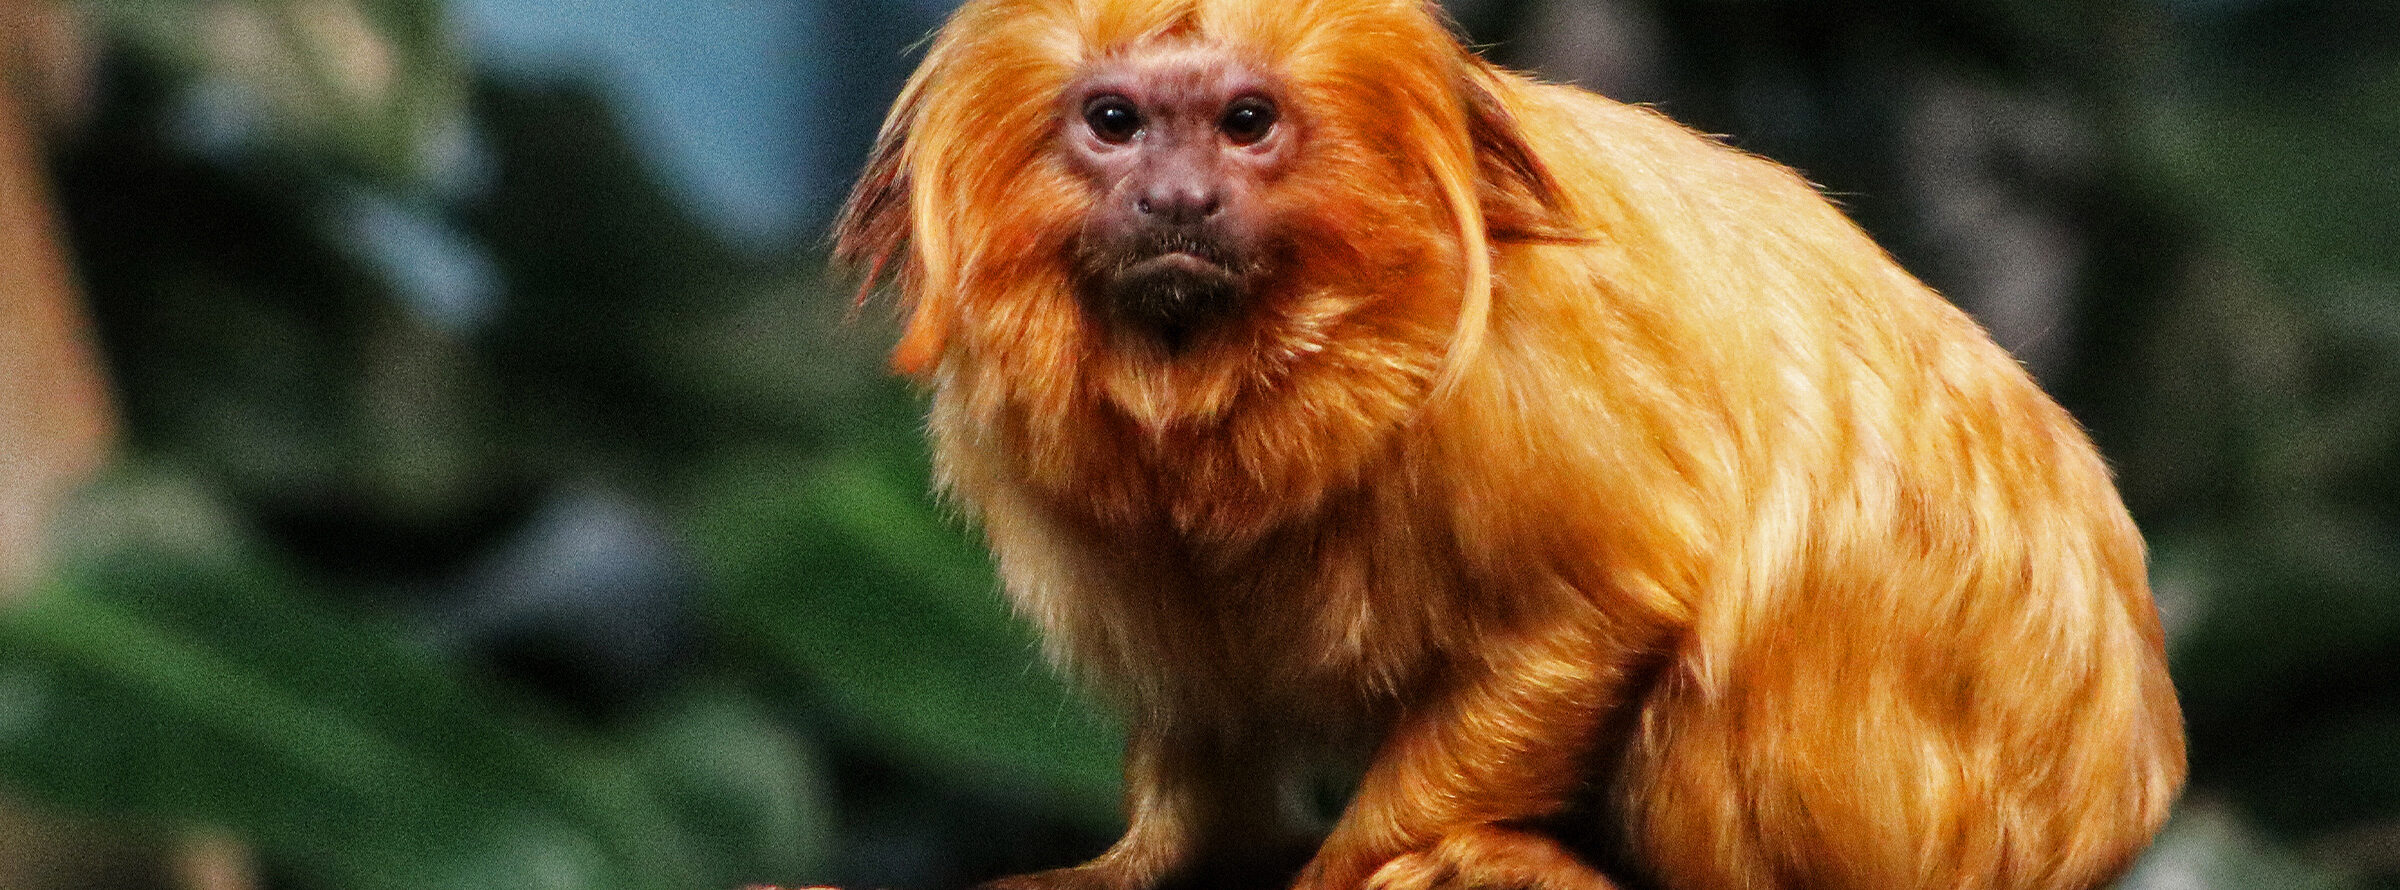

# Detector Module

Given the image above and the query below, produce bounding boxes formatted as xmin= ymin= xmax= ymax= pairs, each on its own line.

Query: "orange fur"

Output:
xmin=835 ymin=1 xmax=2186 ymax=888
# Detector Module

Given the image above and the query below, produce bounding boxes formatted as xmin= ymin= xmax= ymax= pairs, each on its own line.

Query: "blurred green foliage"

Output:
xmin=80 ymin=0 xmax=464 ymax=184
xmin=3 ymin=501 xmax=823 ymax=890
xmin=7 ymin=1 xmax=1120 ymax=887
xmin=2 ymin=0 xmax=2395 ymax=889
xmin=689 ymin=451 xmax=1121 ymax=815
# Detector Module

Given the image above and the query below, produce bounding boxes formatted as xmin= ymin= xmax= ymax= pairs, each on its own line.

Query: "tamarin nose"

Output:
xmin=1136 ymin=179 xmax=1220 ymax=225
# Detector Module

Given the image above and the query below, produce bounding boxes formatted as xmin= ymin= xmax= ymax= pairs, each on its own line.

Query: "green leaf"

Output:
xmin=623 ymin=686 xmax=831 ymax=887
xmin=0 ymin=545 xmax=782 ymax=890
xmin=86 ymin=0 xmax=470 ymax=187
xmin=687 ymin=449 xmax=1122 ymax=826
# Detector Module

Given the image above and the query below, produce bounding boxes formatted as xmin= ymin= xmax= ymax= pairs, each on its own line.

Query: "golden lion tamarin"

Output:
xmin=834 ymin=1 xmax=2186 ymax=888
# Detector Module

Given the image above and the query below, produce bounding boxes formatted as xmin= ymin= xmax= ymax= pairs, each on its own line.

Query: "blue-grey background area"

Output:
xmin=453 ymin=0 xmax=954 ymax=244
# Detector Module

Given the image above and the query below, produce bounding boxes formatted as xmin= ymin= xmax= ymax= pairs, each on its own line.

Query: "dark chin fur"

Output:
xmin=1077 ymin=229 xmax=1258 ymax=351
xmin=1103 ymin=261 xmax=1245 ymax=351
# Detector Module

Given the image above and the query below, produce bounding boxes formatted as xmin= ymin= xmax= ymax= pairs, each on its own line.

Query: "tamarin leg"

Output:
xmin=985 ymin=721 xmax=1314 ymax=890
xmin=1296 ymin=618 xmax=1645 ymax=890
xmin=1365 ymin=825 xmax=1620 ymax=890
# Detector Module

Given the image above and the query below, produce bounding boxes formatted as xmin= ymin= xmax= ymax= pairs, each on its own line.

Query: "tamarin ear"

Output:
xmin=1417 ymin=57 xmax=1582 ymax=393
xmin=1458 ymin=63 xmax=1572 ymax=244
xmin=833 ymin=84 xmax=953 ymax=377
xmin=833 ymin=121 xmax=911 ymax=293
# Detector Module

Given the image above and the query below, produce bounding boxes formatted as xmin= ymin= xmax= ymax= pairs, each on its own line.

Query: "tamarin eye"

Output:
xmin=1220 ymin=98 xmax=1277 ymax=145
xmin=1085 ymin=96 xmax=1143 ymax=143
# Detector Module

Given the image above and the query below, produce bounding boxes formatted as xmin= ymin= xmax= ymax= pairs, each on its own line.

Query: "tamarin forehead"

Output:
xmin=1075 ymin=41 xmax=1281 ymax=107
xmin=931 ymin=0 xmax=1456 ymax=111
xmin=1051 ymin=0 xmax=1431 ymax=67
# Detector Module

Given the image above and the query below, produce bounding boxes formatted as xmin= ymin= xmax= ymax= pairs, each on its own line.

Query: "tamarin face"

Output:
xmin=1063 ymin=43 xmax=1297 ymax=348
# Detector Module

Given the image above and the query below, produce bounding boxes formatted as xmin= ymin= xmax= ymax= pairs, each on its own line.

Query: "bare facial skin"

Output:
xmin=1064 ymin=47 xmax=1295 ymax=349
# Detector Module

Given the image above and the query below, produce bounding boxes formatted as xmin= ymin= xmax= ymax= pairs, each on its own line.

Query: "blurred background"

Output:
xmin=0 ymin=0 xmax=2392 ymax=887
